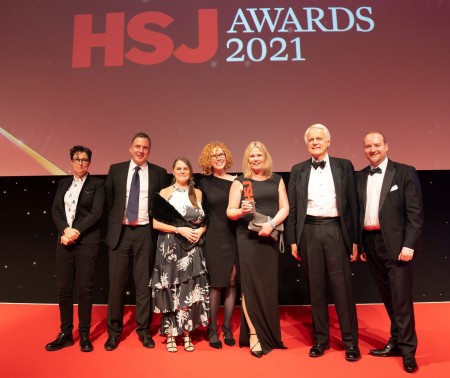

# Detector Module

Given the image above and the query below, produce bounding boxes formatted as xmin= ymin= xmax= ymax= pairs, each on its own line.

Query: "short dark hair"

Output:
xmin=70 ymin=145 xmax=92 ymax=161
xmin=131 ymin=132 xmax=151 ymax=145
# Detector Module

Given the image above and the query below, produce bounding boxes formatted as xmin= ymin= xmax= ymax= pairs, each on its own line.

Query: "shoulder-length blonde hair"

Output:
xmin=242 ymin=141 xmax=273 ymax=178
xmin=198 ymin=142 xmax=233 ymax=175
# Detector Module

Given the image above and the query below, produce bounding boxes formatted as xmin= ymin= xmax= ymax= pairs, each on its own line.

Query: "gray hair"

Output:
xmin=304 ymin=124 xmax=331 ymax=144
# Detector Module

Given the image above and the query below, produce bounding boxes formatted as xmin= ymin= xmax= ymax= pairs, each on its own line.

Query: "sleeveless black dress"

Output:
xmin=235 ymin=174 xmax=286 ymax=354
xmin=198 ymin=175 xmax=238 ymax=288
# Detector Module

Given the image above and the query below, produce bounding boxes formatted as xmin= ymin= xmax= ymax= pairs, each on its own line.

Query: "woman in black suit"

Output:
xmin=45 ymin=146 xmax=105 ymax=352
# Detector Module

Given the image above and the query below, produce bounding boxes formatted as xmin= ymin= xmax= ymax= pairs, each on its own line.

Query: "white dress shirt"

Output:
xmin=307 ymin=154 xmax=339 ymax=217
xmin=64 ymin=175 xmax=87 ymax=227
xmin=364 ymin=157 xmax=389 ymax=228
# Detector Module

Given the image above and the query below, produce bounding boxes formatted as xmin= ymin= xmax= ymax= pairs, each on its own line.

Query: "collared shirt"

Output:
xmin=123 ymin=161 xmax=149 ymax=225
xmin=364 ymin=157 xmax=389 ymax=228
xmin=307 ymin=154 xmax=339 ymax=217
xmin=64 ymin=175 xmax=87 ymax=227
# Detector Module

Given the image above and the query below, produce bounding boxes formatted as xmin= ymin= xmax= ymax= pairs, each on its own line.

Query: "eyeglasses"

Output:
xmin=211 ymin=153 xmax=225 ymax=160
xmin=73 ymin=158 xmax=90 ymax=165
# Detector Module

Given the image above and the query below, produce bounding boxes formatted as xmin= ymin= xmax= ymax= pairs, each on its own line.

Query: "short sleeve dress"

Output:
xmin=150 ymin=186 xmax=210 ymax=336
xmin=198 ymin=175 xmax=238 ymax=288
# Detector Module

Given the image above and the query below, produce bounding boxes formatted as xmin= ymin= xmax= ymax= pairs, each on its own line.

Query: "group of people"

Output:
xmin=45 ymin=125 xmax=423 ymax=373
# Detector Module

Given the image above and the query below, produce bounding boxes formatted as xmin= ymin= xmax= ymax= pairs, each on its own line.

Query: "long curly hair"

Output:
xmin=198 ymin=142 xmax=233 ymax=175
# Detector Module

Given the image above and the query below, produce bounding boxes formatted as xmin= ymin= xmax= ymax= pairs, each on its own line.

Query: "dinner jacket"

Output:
xmin=51 ymin=174 xmax=105 ymax=244
xmin=286 ymin=156 xmax=358 ymax=250
xmin=356 ymin=159 xmax=423 ymax=260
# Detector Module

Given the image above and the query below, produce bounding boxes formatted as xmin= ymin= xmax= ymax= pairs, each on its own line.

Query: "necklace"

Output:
xmin=173 ymin=184 xmax=188 ymax=192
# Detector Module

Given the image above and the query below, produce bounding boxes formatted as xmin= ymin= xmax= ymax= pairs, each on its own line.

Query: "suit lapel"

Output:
xmin=379 ymin=160 xmax=395 ymax=211
xmin=300 ymin=163 xmax=310 ymax=214
xmin=75 ymin=174 xmax=90 ymax=214
xmin=330 ymin=158 xmax=342 ymax=209
xmin=147 ymin=162 xmax=155 ymax=208
xmin=360 ymin=167 xmax=369 ymax=214
xmin=59 ymin=177 xmax=72 ymax=214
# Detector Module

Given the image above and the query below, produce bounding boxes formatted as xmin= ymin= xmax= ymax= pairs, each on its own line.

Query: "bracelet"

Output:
xmin=175 ymin=227 xmax=179 ymax=234
xmin=268 ymin=219 xmax=276 ymax=228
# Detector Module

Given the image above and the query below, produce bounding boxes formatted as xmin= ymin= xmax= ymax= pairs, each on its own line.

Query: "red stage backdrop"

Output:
xmin=1 ymin=0 xmax=449 ymax=176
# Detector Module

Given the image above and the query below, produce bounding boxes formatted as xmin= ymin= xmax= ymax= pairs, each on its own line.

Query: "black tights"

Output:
xmin=209 ymin=265 xmax=237 ymax=341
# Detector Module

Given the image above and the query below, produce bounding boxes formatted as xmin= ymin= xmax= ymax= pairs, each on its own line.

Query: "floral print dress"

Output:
xmin=150 ymin=186 xmax=210 ymax=336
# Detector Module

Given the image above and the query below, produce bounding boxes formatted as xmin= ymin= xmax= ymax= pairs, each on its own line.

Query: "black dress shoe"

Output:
xmin=403 ymin=355 xmax=418 ymax=373
xmin=309 ymin=344 xmax=330 ymax=357
xmin=139 ymin=333 xmax=155 ymax=349
xmin=104 ymin=335 xmax=120 ymax=351
xmin=45 ymin=333 xmax=74 ymax=351
xmin=345 ymin=346 xmax=361 ymax=362
xmin=222 ymin=326 xmax=236 ymax=347
xmin=80 ymin=334 xmax=93 ymax=352
xmin=207 ymin=327 xmax=222 ymax=349
xmin=370 ymin=342 xmax=402 ymax=357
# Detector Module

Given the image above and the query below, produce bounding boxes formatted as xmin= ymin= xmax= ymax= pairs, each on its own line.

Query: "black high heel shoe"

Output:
xmin=207 ymin=327 xmax=222 ymax=349
xmin=250 ymin=333 xmax=263 ymax=358
xmin=222 ymin=325 xmax=236 ymax=346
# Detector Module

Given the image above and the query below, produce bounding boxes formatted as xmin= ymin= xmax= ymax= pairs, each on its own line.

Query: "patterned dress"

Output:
xmin=150 ymin=186 xmax=210 ymax=336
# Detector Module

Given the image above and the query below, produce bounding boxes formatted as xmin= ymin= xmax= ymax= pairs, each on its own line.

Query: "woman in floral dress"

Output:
xmin=150 ymin=157 xmax=209 ymax=352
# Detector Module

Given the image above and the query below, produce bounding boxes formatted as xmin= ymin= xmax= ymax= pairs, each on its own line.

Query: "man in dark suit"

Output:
xmin=286 ymin=124 xmax=360 ymax=361
xmin=356 ymin=131 xmax=423 ymax=373
xmin=46 ymin=145 xmax=105 ymax=352
xmin=104 ymin=132 xmax=167 ymax=351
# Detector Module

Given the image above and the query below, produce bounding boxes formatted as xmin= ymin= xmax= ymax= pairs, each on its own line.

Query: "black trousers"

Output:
xmin=107 ymin=224 xmax=153 ymax=337
xmin=56 ymin=243 xmax=99 ymax=335
xmin=300 ymin=217 xmax=358 ymax=348
xmin=363 ymin=230 xmax=417 ymax=355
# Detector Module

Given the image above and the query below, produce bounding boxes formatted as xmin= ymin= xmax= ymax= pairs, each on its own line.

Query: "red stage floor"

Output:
xmin=1 ymin=303 xmax=449 ymax=377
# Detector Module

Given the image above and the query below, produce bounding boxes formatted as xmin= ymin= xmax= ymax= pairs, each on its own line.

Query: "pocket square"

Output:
xmin=390 ymin=185 xmax=398 ymax=192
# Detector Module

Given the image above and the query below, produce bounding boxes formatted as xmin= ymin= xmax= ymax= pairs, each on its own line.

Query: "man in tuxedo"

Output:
xmin=104 ymin=132 xmax=167 ymax=351
xmin=286 ymin=124 xmax=360 ymax=361
xmin=356 ymin=131 xmax=423 ymax=373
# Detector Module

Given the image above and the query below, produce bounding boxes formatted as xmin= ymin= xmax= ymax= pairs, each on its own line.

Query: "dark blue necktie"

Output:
xmin=126 ymin=166 xmax=140 ymax=223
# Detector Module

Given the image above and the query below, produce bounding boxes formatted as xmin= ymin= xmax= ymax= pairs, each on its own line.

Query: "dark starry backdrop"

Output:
xmin=0 ymin=171 xmax=449 ymax=304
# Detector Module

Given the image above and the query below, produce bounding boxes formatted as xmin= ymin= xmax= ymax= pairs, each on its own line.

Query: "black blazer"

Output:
xmin=51 ymin=174 xmax=105 ymax=245
xmin=286 ymin=157 xmax=359 ymax=250
xmin=105 ymin=160 xmax=167 ymax=250
xmin=356 ymin=159 xmax=423 ymax=260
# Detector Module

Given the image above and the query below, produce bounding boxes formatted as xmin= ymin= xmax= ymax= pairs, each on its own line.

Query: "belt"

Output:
xmin=122 ymin=223 xmax=149 ymax=227
xmin=363 ymin=225 xmax=381 ymax=231
xmin=305 ymin=215 xmax=340 ymax=225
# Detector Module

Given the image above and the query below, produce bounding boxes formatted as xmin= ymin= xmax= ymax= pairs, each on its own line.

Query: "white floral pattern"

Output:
xmin=150 ymin=186 xmax=210 ymax=336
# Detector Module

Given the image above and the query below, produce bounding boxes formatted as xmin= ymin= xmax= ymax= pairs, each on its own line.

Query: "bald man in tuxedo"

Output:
xmin=356 ymin=131 xmax=423 ymax=373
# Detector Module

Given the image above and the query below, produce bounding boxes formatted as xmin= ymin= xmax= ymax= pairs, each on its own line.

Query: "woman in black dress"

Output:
xmin=227 ymin=141 xmax=289 ymax=358
xmin=198 ymin=142 xmax=238 ymax=349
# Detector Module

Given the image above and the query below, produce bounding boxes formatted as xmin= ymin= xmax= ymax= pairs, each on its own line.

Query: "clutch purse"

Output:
xmin=248 ymin=212 xmax=285 ymax=253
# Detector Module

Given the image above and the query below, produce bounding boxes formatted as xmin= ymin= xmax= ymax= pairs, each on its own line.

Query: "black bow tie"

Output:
xmin=312 ymin=160 xmax=326 ymax=170
xmin=369 ymin=167 xmax=382 ymax=175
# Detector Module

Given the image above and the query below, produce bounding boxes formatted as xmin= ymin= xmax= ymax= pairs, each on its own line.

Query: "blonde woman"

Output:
xmin=227 ymin=141 xmax=289 ymax=358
